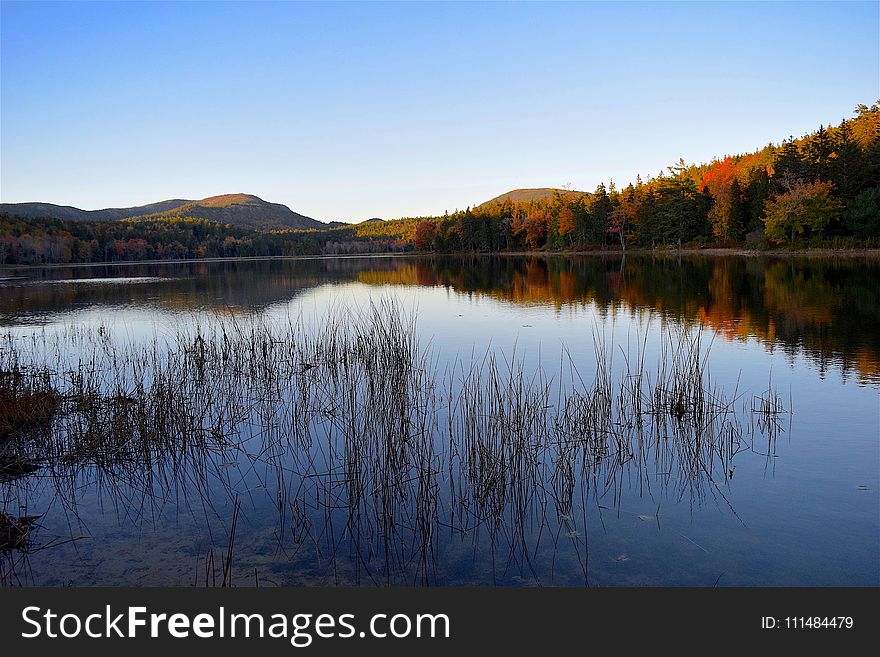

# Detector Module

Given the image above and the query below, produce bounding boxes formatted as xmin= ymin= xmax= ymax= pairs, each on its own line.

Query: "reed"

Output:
xmin=0 ymin=301 xmax=787 ymax=585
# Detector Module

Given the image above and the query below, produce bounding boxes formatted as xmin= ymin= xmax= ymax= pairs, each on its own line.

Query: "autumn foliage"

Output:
xmin=2 ymin=103 xmax=878 ymax=265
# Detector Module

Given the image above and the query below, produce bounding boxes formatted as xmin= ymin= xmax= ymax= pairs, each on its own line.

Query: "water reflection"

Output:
xmin=0 ymin=306 xmax=786 ymax=586
xmin=358 ymin=256 xmax=880 ymax=383
xmin=0 ymin=254 xmax=877 ymax=586
xmin=3 ymin=255 xmax=874 ymax=382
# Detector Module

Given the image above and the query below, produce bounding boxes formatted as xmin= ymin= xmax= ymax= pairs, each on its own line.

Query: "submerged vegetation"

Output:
xmin=0 ymin=302 xmax=788 ymax=585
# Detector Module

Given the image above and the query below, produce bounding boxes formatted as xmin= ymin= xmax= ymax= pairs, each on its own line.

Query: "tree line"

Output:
xmin=1 ymin=103 xmax=878 ymax=265
xmin=404 ymin=103 xmax=879 ymax=252
xmin=0 ymin=213 xmax=417 ymax=265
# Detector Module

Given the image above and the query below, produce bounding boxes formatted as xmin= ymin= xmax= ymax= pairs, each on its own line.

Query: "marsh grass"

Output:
xmin=0 ymin=512 xmax=40 ymax=550
xmin=0 ymin=301 xmax=787 ymax=585
xmin=0 ymin=368 xmax=59 ymax=445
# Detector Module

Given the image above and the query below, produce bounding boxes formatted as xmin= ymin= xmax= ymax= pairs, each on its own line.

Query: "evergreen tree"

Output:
xmin=773 ymin=138 xmax=806 ymax=190
xmin=744 ymin=166 xmax=771 ymax=233
xmin=654 ymin=161 xmax=707 ymax=245
xmin=864 ymin=128 xmax=880 ymax=189
xmin=728 ymin=178 xmax=747 ymax=242
xmin=803 ymin=124 xmax=833 ymax=181
xmin=589 ymin=183 xmax=612 ymax=244
xmin=831 ymin=120 xmax=866 ymax=201
xmin=842 ymin=186 xmax=880 ymax=238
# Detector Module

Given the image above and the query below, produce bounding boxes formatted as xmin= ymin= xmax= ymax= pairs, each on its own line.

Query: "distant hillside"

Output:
xmin=0 ymin=193 xmax=322 ymax=231
xmin=149 ymin=194 xmax=323 ymax=231
xmin=3 ymin=103 xmax=877 ymax=266
xmin=0 ymin=199 xmax=189 ymax=222
xmin=478 ymin=188 xmax=586 ymax=208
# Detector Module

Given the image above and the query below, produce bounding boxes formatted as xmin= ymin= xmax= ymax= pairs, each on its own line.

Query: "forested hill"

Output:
xmin=477 ymin=188 xmax=585 ymax=207
xmin=0 ymin=194 xmax=323 ymax=231
xmin=389 ymin=102 xmax=880 ymax=252
xmin=1 ymin=102 xmax=879 ymax=265
xmin=0 ymin=199 xmax=189 ymax=222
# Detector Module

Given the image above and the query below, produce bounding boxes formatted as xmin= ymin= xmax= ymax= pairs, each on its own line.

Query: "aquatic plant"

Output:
xmin=0 ymin=301 xmax=787 ymax=585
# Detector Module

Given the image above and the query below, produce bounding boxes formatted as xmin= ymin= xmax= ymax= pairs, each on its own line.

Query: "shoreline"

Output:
xmin=2 ymin=247 xmax=879 ymax=271
xmin=505 ymin=247 xmax=880 ymax=258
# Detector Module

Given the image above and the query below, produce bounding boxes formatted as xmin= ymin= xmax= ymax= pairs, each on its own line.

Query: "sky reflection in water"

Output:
xmin=0 ymin=255 xmax=877 ymax=586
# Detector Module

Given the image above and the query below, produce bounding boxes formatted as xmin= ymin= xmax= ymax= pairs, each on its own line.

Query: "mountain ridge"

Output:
xmin=0 ymin=193 xmax=323 ymax=231
xmin=1 ymin=190 xmax=591 ymax=231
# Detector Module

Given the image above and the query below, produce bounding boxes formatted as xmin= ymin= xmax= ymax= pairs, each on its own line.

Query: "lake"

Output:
xmin=1 ymin=254 xmax=878 ymax=586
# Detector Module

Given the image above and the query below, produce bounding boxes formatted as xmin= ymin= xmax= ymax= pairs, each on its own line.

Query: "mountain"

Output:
xmin=150 ymin=194 xmax=323 ymax=231
xmin=478 ymin=187 xmax=586 ymax=207
xmin=0 ymin=199 xmax=189 ymax=222
xmin=0 ymin=193 xmax=323 ymax=231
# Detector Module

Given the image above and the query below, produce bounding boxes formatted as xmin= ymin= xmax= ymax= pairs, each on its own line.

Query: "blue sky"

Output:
xmin=1 ymin=1 xmax=878 ymax=222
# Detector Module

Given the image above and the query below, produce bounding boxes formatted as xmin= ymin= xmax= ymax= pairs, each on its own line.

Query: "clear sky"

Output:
xmin=1 ymin=1 xmax=878 ymax=222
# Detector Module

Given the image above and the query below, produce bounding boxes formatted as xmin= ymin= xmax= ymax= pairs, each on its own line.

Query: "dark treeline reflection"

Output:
xmin=363 ymin=255 xmax=880 ymax=384
xmin=0 ymin=257 xmax=407 ymax=320
xmin=2 ymin=255 xmax=878 ymax=382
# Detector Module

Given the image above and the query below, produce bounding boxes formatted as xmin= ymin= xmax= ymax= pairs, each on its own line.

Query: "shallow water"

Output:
xmin=1 ymin=254 xmax=878 ymax=586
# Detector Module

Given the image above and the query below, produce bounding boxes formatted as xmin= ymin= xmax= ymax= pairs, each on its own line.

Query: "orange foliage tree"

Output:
xmin=523 ymin=211 xmax=550 ymax=249
xmin=701 ymin=157 xmax=738 ymax=241
xmin=413 ymin=220 xmax=437 ymax=251
xmin=557 ymin=207 xmax=576 ymax=244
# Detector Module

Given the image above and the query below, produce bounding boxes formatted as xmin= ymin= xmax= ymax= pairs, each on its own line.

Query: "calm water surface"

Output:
xmin=1 ymin=255 xmax=877 ymax=586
